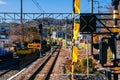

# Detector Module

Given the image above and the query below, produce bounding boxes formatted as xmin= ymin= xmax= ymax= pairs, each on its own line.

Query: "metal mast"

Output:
xmin=21 ymin=0 xmax=24 ymax=43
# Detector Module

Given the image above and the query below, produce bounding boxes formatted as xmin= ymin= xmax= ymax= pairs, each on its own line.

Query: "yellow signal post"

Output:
xmin=113 ymin=10 xmax=119 ymax=19
xmin=113 ymin=25 xmax=118 ymax=33
xmin=72 ymin=0 xmax=80 ymax=80
xmin=73 ymin=23 xmax=80 ymax=40
xmin=72 ymin=46 xmax=78 ymax=62
xmin=74 ymin=0 xmax=80 ymax=14
xmin=113 ymin=9 xmax=119 ymax=33
xmin=112 ymin=1 xmax=120 ymax=80
xmin=113 ymin=67 xmax=120 ymax=74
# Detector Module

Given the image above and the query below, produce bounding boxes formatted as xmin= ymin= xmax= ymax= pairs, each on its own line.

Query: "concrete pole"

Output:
xmin=21 ymin=0 xmax=24 ymax=43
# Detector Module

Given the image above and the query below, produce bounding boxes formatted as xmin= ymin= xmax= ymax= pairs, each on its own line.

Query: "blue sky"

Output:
xmin=0 ymin=0 xmax=112 ymax=13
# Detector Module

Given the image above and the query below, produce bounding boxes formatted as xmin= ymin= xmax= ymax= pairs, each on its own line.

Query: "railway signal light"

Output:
xmin=93 ymin=42 xmax=99 ymax=49
xmin=92 ymin=41 xmax=108 ymax=66
xmin=99 ymin=41 xmax=108 ymax=66
xmin=108 ymin=37 xmax=116 ymax=55
xmin=93 ymin=53 xmax=99 ymax=61
xmin=80 ymin=15 xmax=96 ymax=33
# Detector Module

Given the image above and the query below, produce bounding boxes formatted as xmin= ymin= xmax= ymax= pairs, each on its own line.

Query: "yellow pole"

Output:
xmin=72 ymin=64 xmax=74 ymax=80
xmin=71 ymin=0 xmax=75 ymax=79
xmin=71 ymin=38 xmax=75 ymax=80
xmin=71 ymin=0 xmax=80 ymax=79
xmin=113 ymin=9 xmax=119 ymax=33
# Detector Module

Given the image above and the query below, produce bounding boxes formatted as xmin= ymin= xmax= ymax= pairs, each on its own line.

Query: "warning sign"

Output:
xmin=27 ymin=43 xmax=41 ymax=49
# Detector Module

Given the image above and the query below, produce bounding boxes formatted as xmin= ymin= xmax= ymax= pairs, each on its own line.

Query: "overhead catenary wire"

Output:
xmin=32 ymin=0 xmax=45 ymax=13
xmin=32 ymin=0 xmax=46 ymax=13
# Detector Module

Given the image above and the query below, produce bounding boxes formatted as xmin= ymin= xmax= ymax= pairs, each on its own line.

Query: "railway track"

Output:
xmin=11 ymin=45 xmax=61 ymax=80
xmin=0 ymin=54 xmax=36 ymax=79
xmin=34 ymin=46 xmax=61 ymax=80
xmin=0 ymin=58 xmax=19 ymax=80
xmin=0 ymin=49 xmax=42 ymax=80
xmin=0 ymin=61 xmax=18 ymax=76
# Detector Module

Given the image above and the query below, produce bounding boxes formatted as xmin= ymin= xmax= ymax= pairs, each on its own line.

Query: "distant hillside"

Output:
xmin=0 ymin=18 xmax=72 ymax=42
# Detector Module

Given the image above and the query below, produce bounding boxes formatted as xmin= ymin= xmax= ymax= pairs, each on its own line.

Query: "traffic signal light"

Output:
xmin=99 ymin=41 xmax=108 ymax=66
xmin=38 ymin=23 xmax=42 ymax=34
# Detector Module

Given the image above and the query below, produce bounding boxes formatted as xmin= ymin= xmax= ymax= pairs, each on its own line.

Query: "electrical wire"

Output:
xmin=35 ymin=0 xmax=46 ymax=13
xmin=32 ymin=0 xmax=45 ymax=13
xmin=32 ymin=0 xmax=46 ymax=13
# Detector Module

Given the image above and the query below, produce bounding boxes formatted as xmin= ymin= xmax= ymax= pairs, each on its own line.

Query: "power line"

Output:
xmin=32 ymin=0 xmax=45 ymax=13
xmin=32 ymin=0 xmax=46 ymax=13
xmin=35 ymin=0 xmax=46 ymax=13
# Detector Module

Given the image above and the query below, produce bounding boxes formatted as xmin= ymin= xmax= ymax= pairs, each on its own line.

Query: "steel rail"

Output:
xmin=28 ymin=45 xmax=60 ymax=80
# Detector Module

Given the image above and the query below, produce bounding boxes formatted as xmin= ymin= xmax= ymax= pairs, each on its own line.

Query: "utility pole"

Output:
xmin=21 ymin=0 xmax=24 ymax=44
xmin=38 ymin=23 xmax=43 ymax=57
xmin=112 ymin=0 xmax=119 ymax=80
xmin=65 ymin=17 xmax=68 ymax=47
xmin=90 ymin=0 xmax=94 ymax=13
xmin=90 ymin=0 xmax=94 ymax=56
xmin=87 ymin=0 xmax=94 ymax=78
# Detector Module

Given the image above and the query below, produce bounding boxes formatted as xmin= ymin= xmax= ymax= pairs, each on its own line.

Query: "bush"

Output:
xmin=89 ymin=68 xmax=94 ymax=73
xmin=16 ymin=49 xmax=33 ymax=56
xmin=74 ymin=60 xmax=82 ymax=73
xmin=64 ymin=58 xmax=99 ymax=74
xmin=78 ymin=43 xmax=86 ymax=50
xmin=65 ymin=67 xmax=71 ymax=74
xmin=51 ymin=42 xmax=57 ymax=46
xmin=81 ymin=58 xmax=93 ymax=67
